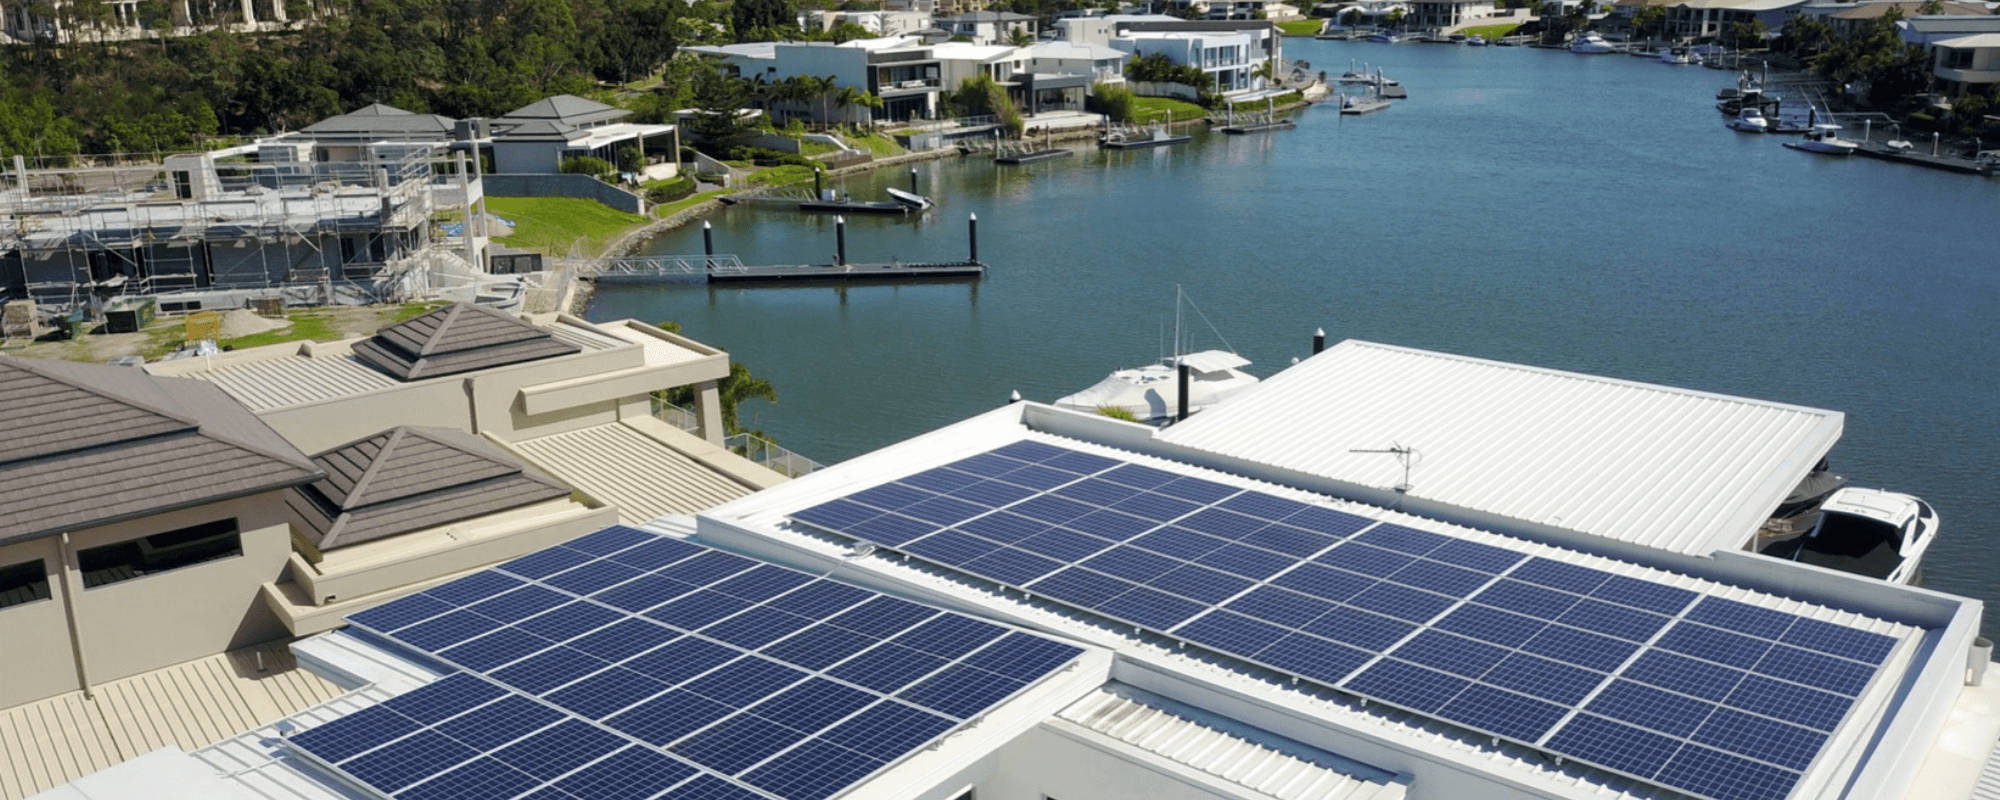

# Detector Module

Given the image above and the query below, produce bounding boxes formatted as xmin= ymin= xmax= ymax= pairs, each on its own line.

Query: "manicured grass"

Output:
xmin=748 ymin=164 xmax=818 ymax=186
xmin=1277 ymin=19 xmax=1324 ymax=35
xmin=1131 ymin=96 xmax=1211 ymax=125
xmin=217 ymin=312 xmax=339 ymax=351
xmin=1458 ymin=23 xmax=1520 ymax=39
xmin=485 ymin=196 xmax=647 ymax=256
xmin=798 ymin=139 xmax=841 ymax=156
xmin=652 ymin=189 xmax=728 ymax=218
xmin=846 ymin=131 xmax=906 ymax=157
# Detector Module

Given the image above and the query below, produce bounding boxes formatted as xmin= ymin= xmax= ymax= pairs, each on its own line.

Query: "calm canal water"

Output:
xmin=590 ymin=38 xmax=2000 ymax=630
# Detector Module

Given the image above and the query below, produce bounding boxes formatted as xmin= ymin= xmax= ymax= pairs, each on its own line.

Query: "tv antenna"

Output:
xmin=1349 ymin=443 xmax=1419 ymax=493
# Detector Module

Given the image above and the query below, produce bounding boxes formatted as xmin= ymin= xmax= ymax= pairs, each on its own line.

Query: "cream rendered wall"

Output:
xmin=258 ymin=380 xmax=471 ymax=453
xmin=65 ymin=494 xmax=295 ymax=689
xmin=0 ymin=537 xmax=83 ymax=708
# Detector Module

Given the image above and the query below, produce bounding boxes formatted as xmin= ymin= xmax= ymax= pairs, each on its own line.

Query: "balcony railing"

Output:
xmin=727 ymin=433 xmax=825 ymax=478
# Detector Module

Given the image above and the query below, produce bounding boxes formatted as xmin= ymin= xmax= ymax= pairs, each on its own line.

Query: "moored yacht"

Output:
xmin=1726 ymin=106 xmax=1768 ymax=132
xmin=1785 ymin=123 xmax=1861 ymax=154
xmin=1569 ymin=32 xmax=1615 ymax=54
xmin=1660 ymin=45 xmax=1699 ymax=64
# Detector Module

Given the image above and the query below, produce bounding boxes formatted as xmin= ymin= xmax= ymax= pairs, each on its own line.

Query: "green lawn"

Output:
xmin=651 ymin=189 xmax=729 ymax=219
xmin=1457 ymin=23 xmax=1520 ymax=39
xmin=1131 ymin=96 xmax=1210 ymax=125
xmin=485 ymin=196 xmax=647 ymax=256
xmin=747 ymin=164 xmax=818 ymax=186
xmin=846 ymin=131 xmax=907 ymax=157
xmin=1276 ymin=19 xmax=1323 ymax=35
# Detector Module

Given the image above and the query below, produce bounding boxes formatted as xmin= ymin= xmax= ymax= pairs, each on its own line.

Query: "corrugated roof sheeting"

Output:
xmin=180 ymin=353 xmax=398 ymax=412
xmin=1158 ymin=341 xmax=1843 ymax=556
xmin=508 ymin=422 xmax=756 ymax=523
xmin=1059 ymin=689 xmax=1406 ymax=800
xmin=1976 ymin=735 xmax=2000 ymax=800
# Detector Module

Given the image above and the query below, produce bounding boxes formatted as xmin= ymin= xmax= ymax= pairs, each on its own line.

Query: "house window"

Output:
xmin=77 ymin=519 xmax=242 ymax=589
xmin=1943 ymin=48 xmax=1974 ymax=70
xmin=0 ymin=560 xmax=51 ymax=609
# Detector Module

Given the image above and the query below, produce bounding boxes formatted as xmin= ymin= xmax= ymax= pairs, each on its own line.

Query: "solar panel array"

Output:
xmin=789 ymin=440 xmax=1903 ymax=800
xmin=291 ymin=525 xmax=1085 ymax=800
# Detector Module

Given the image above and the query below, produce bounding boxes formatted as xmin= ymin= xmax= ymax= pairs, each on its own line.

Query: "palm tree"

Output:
xmin=834 ymin=85 xmax=886 ymax=129
xmin=813 ymin=74 xmax=839 ymax=129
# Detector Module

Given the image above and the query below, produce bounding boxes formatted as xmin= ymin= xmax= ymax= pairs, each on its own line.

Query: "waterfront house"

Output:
xmin=488 ymin=94 xmax=678 ymax=180
xmin=26 ymin=337 xmax=2000 ymax=800
xmin=1113 ymin=25 xmax=1281 ymax=96
xmin=1026 ymin=41 xmax=1133 ymax=110
xmin=1407 ymin=0 xmax=1501 ymax=30
xmin=1663 ymin=0 xmax=1807 ymax=39
xmin=807 ymin=9 xmax=935 ymax=36
xmin=1928 ymin=32 xmax=2000 ymax=96
xmin=1898 ymin=13 xmax=2000 ymax=47
xmin=1820 ymin=1 xmax=1991 ymax=39
xmin=936 ymin=9 xmax=1039 ymax=43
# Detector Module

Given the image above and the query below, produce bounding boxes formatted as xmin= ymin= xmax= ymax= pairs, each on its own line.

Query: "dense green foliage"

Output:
xmin=1089 ymin=81 xmax=1135 ymax=123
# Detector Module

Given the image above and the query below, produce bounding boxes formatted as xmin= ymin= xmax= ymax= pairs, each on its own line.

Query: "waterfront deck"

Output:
xmin=996 ymin=149 xmax=1073 ymax=164
xmin=1854 ymin=146 xmax=1990 ymax=175
xmin=586 ymin=254 xmax=985 ymax=285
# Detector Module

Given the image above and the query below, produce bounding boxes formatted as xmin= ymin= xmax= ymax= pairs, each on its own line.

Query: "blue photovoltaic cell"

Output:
xmin=1315 ymin=543 xmax=1414 ymax=578
xmin=1053 ymin=478 xmax=1142 ymax=506
xmin=1481 ymin=653 xmax=1606 ymax=706
xmin=961 ymin=547 xmax=1065 ymax=585
xmin=466 ymin=585 xmax=569 ymax=623
xmin=1654 ymin=746 xmax=1798 ymax=800
xmin=1174 ymin=610 xmax=1291 ymax=655
xmin=1472 ymin=579 xmax=1582 ymax=620
xmin=703 ymin=607 xmax=816 ymax=650
xmin=845 ymin=513 xmax=939 ymax=547
xmin=1388 ymin=559 xmax=1491 ymax=596
xmin=379 ymin=674 xmax=508 ymax=725
xmin=498 ymin=547 xmax=594 ymax=580
xmin=1343 ymin=659 xmax=1470 ymax=714
xmin=789 ymin=500 xmax=880 ymax=533
xmin=1687 ymin=596 xmax=1797 ymax=639
xmin=997 ymin=464 xmax=1079 ymax=491
xmin=1693 ymin=708 xmax=1827 ymax=771
xmin=955 ymin=512 xmax=1051 ymax=545
xmin=564 ymin=525 xmax=656 ymax=556
xmin=671 ymin=713 xmax=802 ymax=773
xmin=1590 ymin=574 xmax=1698 ymax=616
xmin=1655 ymin=621 xmax=1774 ymax=670
xmin=748 ymin=678 xmax=876 ymax=733
xmin=657 ymin=552 xmax=760 ymax=587
xmin=339 ymin=729 xmax=475 ymax=792
xmin=1544 ymin=714 xmax=1684 ymax=779
xmin=1432 ymin=604 xmax=1546 ymax=648
xmin=893 ymin=615 xmax=1007 ymax=660
xmin=712 ymin=567 xmax=816 ymax=603
xmin=542 ymin=556 xmax=646 ymax=596
xmin=958 ymin=633 xmax=1084 ymax=681
xmin=1389 ymin=630 xmax=1508 ymax=679
xmin=849 ymin=482 xmax=936 ymax=512
xmin=647 ymin=592 xmax=753 ymax=631
xmin=347 ymin=593 xmax=452 ymax=632
xmin=1352 ymin=524 xmax=1449 ymax=556
xmin=901 ymin=496 xmax=989 ymax=526
xmin=607 ymin=537 xmax=705 ymax=571
xmin=515 ymin=602 xmax=624 ymax=643
xmin=490 ymin=646 xmax=610 ymax=695
xmin=567 ymin=618 xmax=680 ymax=662
xmin=818 ymin=701 xmax=957 ymax=761
xmin=394 ymin=610 xmax=505 ymax=652
xmin=624 ymin=636 xmax=741 ymax=685
xmin=742 ymin=738 xmax=887 ymax=800
xmin=1344 ymin=582 xmax=1454 ymax=624
xmin=1282 ymin=505 xmax=1374 ymax=538
xmin=544 ymin=667 xmax=670 ymax=719
xmin=1270 ymin=564 xmax=1373 ymax=604
xmin=994 ymin=440 xmax=1069 ymax=461
xmin=1153 ymin=476 xmax=1239 ymax=504
xmin=1520 ymin=624 xmax=1638 ymax=673
xmin=1437 ymin=684 xmax=1569 ymax=743
xmin=1781 ymin=616 xmax=1897 ymax=665
xmin=1195 ymin=544 xmax=1293 ymax=580
xmin=491 ymin=719 xmax=627 ymax=780
xmin=606 ymin=691 xmax=735 ymax=746
xmin=945 ymin=452 xmax=1028 ymax=477
xmin=1256 ymin=633 xmax=1370 ymax=684
xmin=1095 ymin=586 xmax=1207 ymax=629
xmin=900 ymin=664 xmax=1025 ymax=719
xmin=900 ymin=467 xmax=980 ymax=494
xmin=1212 ymin=491 xmax=1312 ymax=521
xmin=1081 ymin=548 xmax=1180 ymax=582
xmin=1100 ymin=463 xmax=1181 ymax=490
xmin=592 ymin=575 xmax=698 ymax=614
xmin=664 ymin=774 xmax=781 ymax=800
xmin=1010 ymin=495 xmax=1096 ymax=524
xmin=1065 ymin=510 xmax=1159 ymax=542
xmin=827 ymin=597 xmax=939 ymax=638
xmin=1226 ymin=586 xmax=1336 ymax=628
xmin=1176 ymin=508 xmax=1268 ymax=539
xmin=1510 ymin=558 xmax=1613 ymax=595
xmin=1043 ymin=449 xmax=1123 ymax=474
xmin=1754 ymin=644 xmax=1876 ymax=696
xmin=1111 ymin=492 xmax=1201 ymax=522
xmin=545 ymin=746 xmax=697 ymax=799
xmin=292 ymin=706 xmax=422 ymax=763
xmin=1030 ymin=568 xmax=1135 ymax=607
xmin=761 ymin=624 xmax=877 ymax=671
xmin=1017 ymin=530 xmax=1113 ymax=566
xmin=1302 ymin=605 xmax=1416 ymax=651
xmin=951 ymin=480 xmax=1039 ymax=508
xmin=1129 ymin=527 xmax=1229 ymax=560
xmin=436 ymin=627 xmax=555 ymax=672
xmin=397 ymin=756 xmax=541 ymax=800
xmin=827 ymin=643 xmax=948 ymax=694
xmin=905 ymin=530 xmax=1004 ymax=565
xmin=682 ymin=656 xmax=807 ymax=708
xmin=1238 ymin=524 xmax=1334 ymax=558
xmin=1623 ymin=650 xmax=1746 ymax=702
xmin=433 ymin=696 xmax=564 ymax=750
xmin=1586 ymin=679 xmax=1715 ymax=737
xmin=1425 ymin=539 xmax=1525 ymax=573
xmin=765 ymin=581 xmax=873 ymax=618
xmin=1555 ymin=599 xmax=1670 ymax=644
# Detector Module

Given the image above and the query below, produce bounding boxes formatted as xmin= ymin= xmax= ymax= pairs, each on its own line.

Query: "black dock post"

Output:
xmin=1313 ymin=327 xmax=1325 ymax=354
xmin=702 ymin=221 xmax=715 ymax=269
xmin=1176 ymin=362 xmax=1191 ymax=422
xmin=814 ymin=167 xmax=823 ymax=199
xmin=835 ymin=216 xmax=847 ymax=266
xmin=910 ymin=167 xmax=919 ymax=195
xmin=968 ymin=213 xmax=978 ymax=262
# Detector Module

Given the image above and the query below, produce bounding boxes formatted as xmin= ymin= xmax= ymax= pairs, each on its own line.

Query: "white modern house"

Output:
xmin=1663 ymin=0 xmax=1808 ymax=39
xmin=937 ymin=9 xmax=1039 ymax=43
xmin=1115 ymin=29 xmax=1268 ymax=94
xmin=1929 ymin=32 xmax=2000 ymax=98
xmin=1406 ymin=0 xmax=1500 ymax=29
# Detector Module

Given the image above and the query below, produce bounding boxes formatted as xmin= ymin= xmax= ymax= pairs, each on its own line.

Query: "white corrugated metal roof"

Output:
xmin=1157 ymin=340 xmax=1843 ymax=556
xmin=159 ymin=351 xmax=397 ymax=412
xmin=1975 ymin=733 xmax=2000 ymax=800
xmin=1058 ymin=688 xmax=1407 ymax=800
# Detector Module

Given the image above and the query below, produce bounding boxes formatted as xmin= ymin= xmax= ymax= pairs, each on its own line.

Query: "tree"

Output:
xmin=833 ymin=84 xmax=882 ymax=128
xmin=652 ymin=324 xmax=780 ymax=436
xmin=1008 ymin=26 xmax=1034 ymax=47
xmin=1917 ymin=0 xmax=1944 ymax=13
xmin=1384 ymin=7 xmax=1404 ymax=29
xmin=1631 ymin=4 xmax=1666 ymax=40
xmin=1729 ymin=18 xmax=1767 ymax=50
xmin=1339 ymin=8 xmax=1362 ymax=27
xmin=686 ymin=67 xmax=757 ymax=152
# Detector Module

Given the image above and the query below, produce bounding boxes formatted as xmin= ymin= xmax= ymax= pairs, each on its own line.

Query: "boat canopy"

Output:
xmin=1175 ymin=350 xmax=1252 ymax=375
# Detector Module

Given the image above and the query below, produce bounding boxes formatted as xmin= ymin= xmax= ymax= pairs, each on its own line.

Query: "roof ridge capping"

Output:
xmin=352 ymin=303 xmax=580 ymax=381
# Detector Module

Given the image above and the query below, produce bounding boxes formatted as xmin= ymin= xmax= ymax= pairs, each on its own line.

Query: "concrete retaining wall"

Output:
xmin=485 ymin=173 xmax=646 ymax=214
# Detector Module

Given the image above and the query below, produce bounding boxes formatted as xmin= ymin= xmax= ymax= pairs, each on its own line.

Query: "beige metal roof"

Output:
xmin=166 ymin=350 xmax=398 ymax=412
xmin=506 ymin=419 xmax=761 ymax=523
xmin=1057 ymin=688 xmax=1408 ymax=800
xmin=0 ymin=642 xmax=343 ymax=800
xmin=1156 ymin=341 xmax=1843 ymax=556
xmin=1937 ymin=33 xmax=2000 ymax=48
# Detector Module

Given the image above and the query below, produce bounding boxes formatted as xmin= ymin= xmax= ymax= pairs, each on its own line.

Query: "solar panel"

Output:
xmin=304 ymin=527 xmax=1084 ymax=800
xmin=785 ymin=442 xmax=1908 ymax=800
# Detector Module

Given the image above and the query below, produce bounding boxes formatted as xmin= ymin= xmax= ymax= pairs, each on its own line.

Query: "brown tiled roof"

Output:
xmin=293 ymin=426 xmax=572 ymax=551
xmin=0 ymin=356 xmax=321 ymax=544
xmin=351 ymin=303 xmax=580 ymax=380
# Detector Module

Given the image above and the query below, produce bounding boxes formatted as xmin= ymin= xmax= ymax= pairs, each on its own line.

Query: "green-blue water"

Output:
xmin=589 ymin=39 xmax=2000 ymax=626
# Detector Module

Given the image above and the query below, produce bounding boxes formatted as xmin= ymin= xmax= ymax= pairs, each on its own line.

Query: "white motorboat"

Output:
xmin=1569 ymin=33 xmax=1615 ymax=54
xmin=1725 ymin=107 xmax=1768 ymax=133
xmin=1660 ymin=45 xmax=1699 ymax=65
xmin=1464 ymin=34 xmax=1488 ymax=46
xmin=1053 ymin=288 xmax=1259 ymax=423
xmin=1762 ymin=487 xmax=1938 ymax=584
xmin=1366 ymin=29 xmax=1404 ymax=43
xmin=1784 ymin=123 xmax=1859 ymax=154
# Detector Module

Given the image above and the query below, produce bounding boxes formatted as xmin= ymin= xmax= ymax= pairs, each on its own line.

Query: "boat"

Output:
xmin=1465 ymin=34 xmax=1488 ymax=46
xmin=1366 ymin=29 xmax=1404 ymax=43
xmin=1725 ymin=106 xmax=1768 ymax=133
xmin=1784 ymin=123 xmax=1860 ymax=155
xmin=1569 ymin=33 xmax=1615 ymax=54
xmin=1761 ymin=487 xmax=1938 ymax=584
xmin=1102 ymin=126 xmax=1192 ymax=148
xmin=1660 ymin=45 xmax=1699 ymax=65
xmin=1052 ymin=288 xmax=1259 ymax=423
